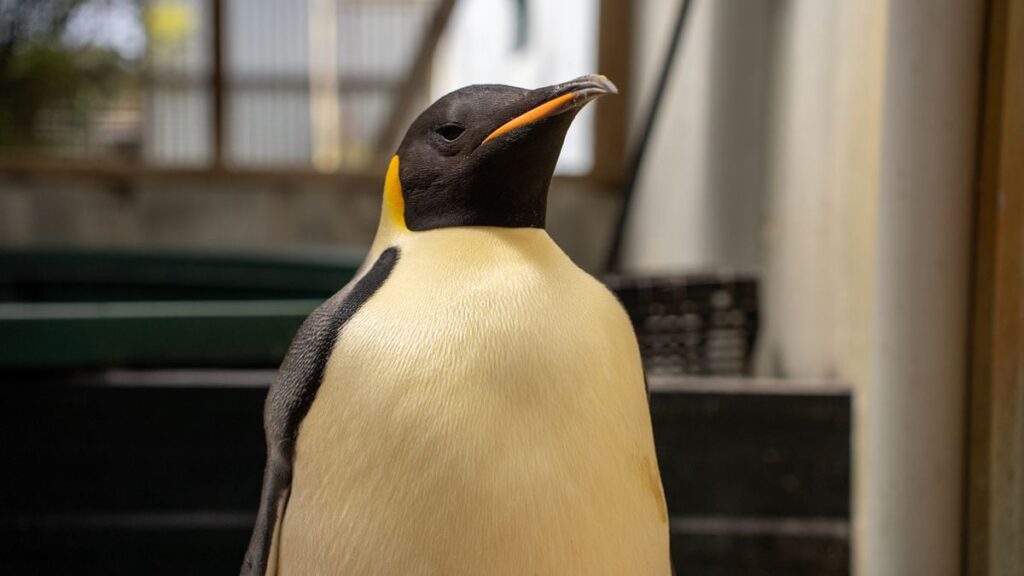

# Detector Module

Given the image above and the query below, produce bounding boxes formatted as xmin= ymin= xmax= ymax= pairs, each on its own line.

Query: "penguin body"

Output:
xmin=242 ymin=76 xmax=671 ymax=576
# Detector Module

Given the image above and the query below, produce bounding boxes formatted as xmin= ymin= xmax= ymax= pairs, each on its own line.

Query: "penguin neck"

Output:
xmin=365 ymin=154 xmax=554 ymax=264
xmin=364 ymin=156 xmax=410 ymax=268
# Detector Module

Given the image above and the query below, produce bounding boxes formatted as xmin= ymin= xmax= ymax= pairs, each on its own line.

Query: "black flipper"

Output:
xmin=240 ymin=247 xmax=399 ymax=576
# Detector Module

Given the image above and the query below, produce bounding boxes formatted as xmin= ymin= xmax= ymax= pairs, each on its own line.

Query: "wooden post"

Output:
xmin=967 ymin=0 xmax=1024 ymax=573
xmin=211 ymin=0 xmax=226 ymax=169
xmin=593 ymin=0 xmax=631 ymax=182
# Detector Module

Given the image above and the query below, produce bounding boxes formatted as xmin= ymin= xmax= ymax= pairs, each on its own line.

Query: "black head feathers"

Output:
xmin=395 ymin=75 xmax=616 ymax=231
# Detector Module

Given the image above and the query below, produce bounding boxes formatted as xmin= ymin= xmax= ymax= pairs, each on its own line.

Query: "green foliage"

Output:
xmin=0 ymin=0 xmax=135 ymax=148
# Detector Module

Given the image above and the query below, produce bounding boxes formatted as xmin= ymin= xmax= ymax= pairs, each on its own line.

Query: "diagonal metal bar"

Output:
xmin=605 ymin=0 xmax=695 ymax=272
xmin=374 ymin=0 xmax=458 ymax=159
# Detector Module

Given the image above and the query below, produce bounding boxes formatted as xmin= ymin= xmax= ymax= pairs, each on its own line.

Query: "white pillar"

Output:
xmin=703 ymin=0 xmax=771 ymax=271
xmin=759 ymin=0 xmax=839 ymax=377
xmin=863 ymin=0 xmax=985 ymax=574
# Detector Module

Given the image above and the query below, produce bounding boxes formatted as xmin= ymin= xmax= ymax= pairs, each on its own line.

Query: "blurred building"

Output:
xmin=0 ymin=0 xmax=617 ymax=267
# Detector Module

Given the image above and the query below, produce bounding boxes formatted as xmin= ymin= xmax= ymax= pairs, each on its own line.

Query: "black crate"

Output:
xmin=604 ymin=273 xmax=759 ymax=376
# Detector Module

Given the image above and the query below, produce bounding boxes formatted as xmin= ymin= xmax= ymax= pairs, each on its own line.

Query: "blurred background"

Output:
xmin=1 ymin=1 xmax=1021 ymax=575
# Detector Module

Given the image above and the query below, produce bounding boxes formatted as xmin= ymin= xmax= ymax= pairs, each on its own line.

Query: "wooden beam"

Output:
xmin=373 ymin=0 xmax=457 ymax=159
xmin=211 ymin=0 xmax=227 ymax=168
xmin=605 ymin=0 xmax=694 ymax=271
xmin=0 ymin=156 xmax=615 ymax=189
xmin=966 ymin=0 xmax=1008 ymax=572
xmin=143 ymin=72 xmax=400 ymax=93
xmin=593 ymin=0 xmax=632 ymax=181
xmin=967 ymin=0 xmax=1024 ymax=573
xmin=0 ymin=157 xmax=382 ymax=186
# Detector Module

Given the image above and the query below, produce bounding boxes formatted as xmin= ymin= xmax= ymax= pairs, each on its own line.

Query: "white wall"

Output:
xmin=627 ymin=2 xmax=985 ymax=574
xmin=623 ymin=0 xmax=771 ymax=273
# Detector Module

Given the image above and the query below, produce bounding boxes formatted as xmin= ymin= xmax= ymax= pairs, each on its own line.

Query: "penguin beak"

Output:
xmin=482 ymin=74 xmax=618 ymax=144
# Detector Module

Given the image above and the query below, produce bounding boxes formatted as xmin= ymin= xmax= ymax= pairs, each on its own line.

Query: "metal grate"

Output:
xmin=604 ymin=273 xmax=759 ymax=376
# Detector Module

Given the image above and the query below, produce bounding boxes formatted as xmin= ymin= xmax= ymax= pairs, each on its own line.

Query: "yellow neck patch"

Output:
xmin=384 ymin=155 xmax=406 ymax=230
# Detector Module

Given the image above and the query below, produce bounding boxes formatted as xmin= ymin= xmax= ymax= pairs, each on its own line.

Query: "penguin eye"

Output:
xmin=436 ymin=123 xmax=465 ymax=142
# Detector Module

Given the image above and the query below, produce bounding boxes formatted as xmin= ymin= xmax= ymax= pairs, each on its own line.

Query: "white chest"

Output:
xmin=277 ymin=228 xmax=670 ymax=576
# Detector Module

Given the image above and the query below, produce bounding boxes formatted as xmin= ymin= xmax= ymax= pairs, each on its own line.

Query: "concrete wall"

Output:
xmin=0 ymin=174 xmax=617 ymax=270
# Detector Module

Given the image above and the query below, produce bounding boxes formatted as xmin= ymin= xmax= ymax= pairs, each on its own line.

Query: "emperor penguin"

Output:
xmin=241 ymin=74 xmax=671 ymax=576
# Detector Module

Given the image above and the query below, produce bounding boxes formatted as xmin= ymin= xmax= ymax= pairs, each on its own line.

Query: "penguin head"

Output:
xmin=389 ymin=74 xmax=617 ymax=231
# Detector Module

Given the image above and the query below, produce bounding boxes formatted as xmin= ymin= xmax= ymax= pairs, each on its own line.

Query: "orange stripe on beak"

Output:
xmin=482 ymin=92 xmax=577 ymax=144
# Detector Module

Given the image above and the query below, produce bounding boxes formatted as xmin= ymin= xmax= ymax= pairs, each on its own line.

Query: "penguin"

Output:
xmin=241 ymin=74 xmax=671 ymax=576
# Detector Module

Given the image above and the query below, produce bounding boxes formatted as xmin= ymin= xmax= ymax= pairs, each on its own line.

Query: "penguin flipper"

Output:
xmin=240 ymin=451 xmax=291 ymax=576
xmin=240 ymin=248 xmax=400 ymax=576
